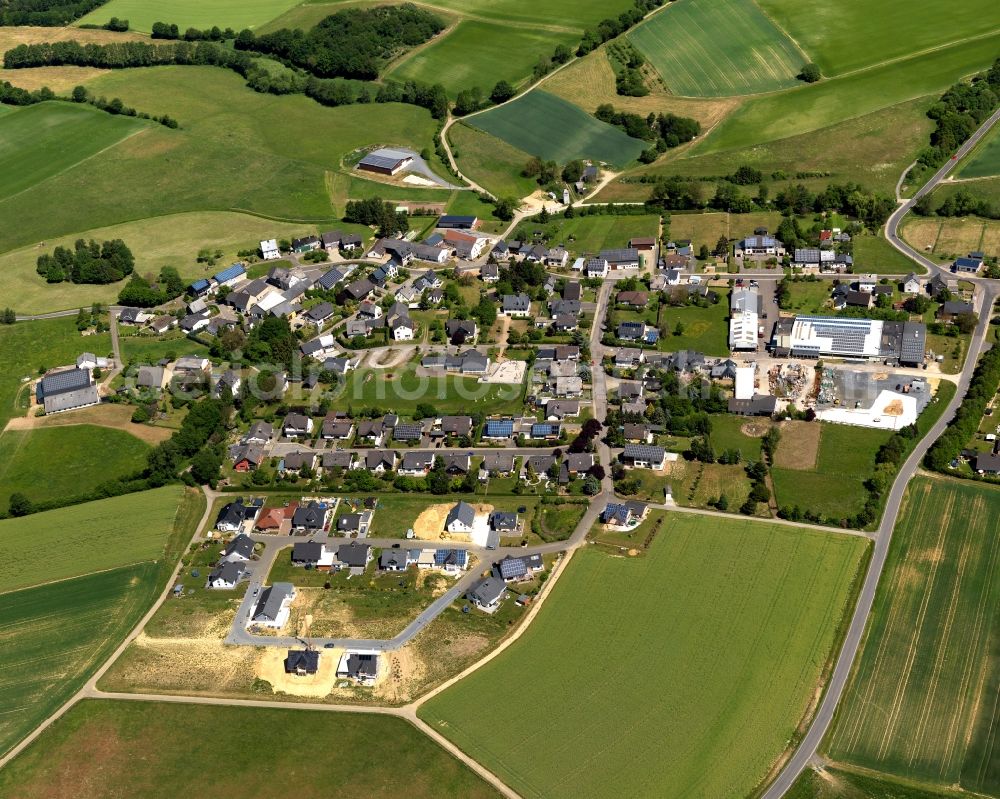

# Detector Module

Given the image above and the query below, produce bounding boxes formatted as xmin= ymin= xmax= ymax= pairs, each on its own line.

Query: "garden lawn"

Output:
xmin=771 ymin=423 xmax=891 ymax=521
xmin=698 ymin=33 xmax=1000 ymax=154
xmin=513 ymin=213 xmax=660 ymax=256
xmin=0 ymin=103 xmax=146 ymax=203
xmin=0 ymin=485 xmax=186 ymax=593
xmin=628 ymin=0 xmax=805 ymax=97
xmin=0 ymin=699 xmax=501 ymax=798
xmin=665 ymin=211 xmax=783 ymax=251
xmin=655 ymin=297 xmax=730 ymax=356
xmin=959 ymin=124 xmax=1000 ymax=178
xmin=0 ymin=425 xmax=148 ymax=512
xmin=120 ymin=331 xmax=210 ymax=364
xmin=421 ymin=513 xmax=867 ymax=799
xmin=0 ymin=317 xmax=111 ymax=429
xmin=854 ymin=232 xmax=925 ymax=275
xmin=468 ymin=90 xmax=646 ymax=167
xmin=330 ymin=364 xmax=524 ymax=416
xmin=367 ymin=495 xmax=538 ymax=538
xmin=710 ymin=413 xmax=765 ymax=460
xmin=783 ymin=280 xmax=832 ymax=313
xmin=0 ymin=211 xmax=326 ymax=315
xmin=389 ymin=21 xmax=578 ymax=97
xmin=78 ymin=0 xmax=301 ymax=33
xmin=449 ymin=123 xmax=537 ymax=199
xmin=827 ymin=477 xmax=1000 ymax=795
xmin=757 ymin=0 xmax=998 ymax=76
xmin=0 ymin=67 xmax=439 ymax=254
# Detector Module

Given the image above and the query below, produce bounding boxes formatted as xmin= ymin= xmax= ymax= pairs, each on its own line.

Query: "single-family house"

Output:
xmin=291 ymin=541 xmax=334 ymax=569
xmin=622 ymin=444 xmax=666 ymax=470
xmin=466 ymin=576 xmax=507 ymax=612
xmin=501 ymin=294 xmax=531 ymax=317
xmin=291 ymin=501 xmax=328 ymax=532
xmin=220 ymin=533 xmax=255 ymax=563
xmin=282 ymin=412 xmax=313 ymax=439
xmin=249 ymin=583 xmax=295 ymax=628
xmin=206 ymin=561 xmax=248 ymax=590
xmin=337 ymin=652 xmax=379 ymax=684
xmin=364 ymin=450 xmax=397 ymax=473
xmin=336 ymin=542 xmax=372 ymax=572
xmin=335 ymin=510 xmax=373 ymax=536
xmin=260 ymin=239 xmax=281 ymax=260
xmin=445 ymin=501 xmax=476 ymax=534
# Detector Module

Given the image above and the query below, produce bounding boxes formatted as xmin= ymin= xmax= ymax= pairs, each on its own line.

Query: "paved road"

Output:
xmin=761 ymin=106 xmax=1000 ymax=797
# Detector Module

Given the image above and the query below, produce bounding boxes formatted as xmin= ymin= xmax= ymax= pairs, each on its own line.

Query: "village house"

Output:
xmin=622 ymin=444 xmax=667 ymax=470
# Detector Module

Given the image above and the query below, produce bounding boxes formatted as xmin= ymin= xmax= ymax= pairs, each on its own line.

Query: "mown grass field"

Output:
xmin=329 ymin=364 xmax=524 ymax=416
xmin=757 ymin=0 xmax=998 ymax=77
xmin=771 ymin=423 xmax=892 ymax=521
xmin=389 ymin=20 xmax=577 ymax=97
xmin=0 ymin=103 xmax=146 ymax=203
xmin=512 ymin=213 xmax=660 ymax=256
xmin=787 ymin=765 xmax=970 ymax=799
xmin=827 ymin=477 xmax=1000 ymax=795
xmin=0 ymin=67 xmax=440 ymax=255
xmin=0 ymin=485 xmax=185 ymax=594
xmin=959 ymin=125 xmax=1000 ymax=178
xmin=0 ymin=317 xmax=111 ymax=430
xmin=420 ymin=513 xmax=867 ymax=799
xmin=0 ymin=699 xmax=502 ymax=799
xmin=0 ymin=425 xmax=148 ymax=512
xmin=698 ymin=32 xmax=1000 ymax=155
xmin=853 ymin=232 xmax=927 ymax=274
xmin=654 ymin=297 xmax=730 ymax=355
xmin=665 ymin=211 xmax=782 ymax=249
xmin=903 ymin=215 xmax=1000 ymax=261
xmin=0 ymin=210 xmax=334 ymax=314
xmin=628 ymin=0 xmax=805 ymax=97
xmin=446 ymin=123 xmax=537 ymax=200
xmin=468 ymin=90 xmax=646 ymax=167
xmin=78 ymin=0 xmax=301 ymax=33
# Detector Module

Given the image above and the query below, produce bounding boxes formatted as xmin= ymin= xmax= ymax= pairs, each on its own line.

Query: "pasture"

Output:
xmin=0 ymin=485 xmax=185 ymax=594
xmin=0 ymin=564 xmax=164 ymax=758
xmin=828 ymin=477 xmax=1000 ymax=795
xmin=771 ymin=423 xmax=892 ymax=522
xmin=0 ymin=103 xmax=146 ymax=203
xmin=329 ymin=364 xmax=524 ymax=416
xmin=628 ymin=0 xmax=805 ymax=97
xmin=420 ymin=513 xmax=867 ymax=799
xmin=0 ymin=700 xmax=501 ymax=799
xmin=448 ymin=124 xmax=537 ymax=199
xmin=468 ymin=90 xmax=646 ymax=167
xmin=0 ymin=67 xmax=439 ymax=254
xmin=0 ymin=317 xmax=111 ymax=430
xmin=404 ymin=0 xmax=634 ymax=29
xmin=0 ymin=210 xmax=324 ymax=314
xmin=0 ymin=425 xmax=149 ymax=512
xmin=78 ymin=0 xmax=301 ymax=33
xmin=959 ymin=125 xmax=1000 ymax=178
xmin=699 ymin=32 xmax=1000 ymax=154
xmin=389 ymin=21 xmax=577 ymax=97
xmin=903 ymin=216 xmax=1000 ymax=261
xmin=757 ymin=0 xmax=998 ymax=76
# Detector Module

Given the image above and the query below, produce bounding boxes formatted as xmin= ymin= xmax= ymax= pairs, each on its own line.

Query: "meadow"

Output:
xmin=757 ymin=0 xmax=998 ymax=76
xmin=0 ymin=67 xmax=440 ymax=254
xmin=958 ymin=125 xmax=1000 ymax=178
xmin=697 ymin=32 xmax=1000 ymax=155
xmin=666 ymin=211 xmax=782 ymax=249
xmin=853 ymin=232 xmax=926 ymax=274
xmin=448 ymin=125 xmax=537 ymax=199
xmin=0 ymin=103 xmax=146 ymax=203
xmin=0 ymin=485 xmax=186 ymax=593
xmin=827 ymin=477 xmax=1000 ymax=795
xmin=903 ymin=216 xmax=1000 ymax=261
xmin=397 ymin=0 xmax=634 ymax=29
xmin=78 ymin=0 xmax=302 ymax=33
xmin=0 ymin=425 xmax=149 ymax=512
xmin=468 ymin=90 xmax=646 ymax=167
xmin=0 ymin=317 xmax=111 ymax=430
xmin=771 ymin=423 xmax=892 ymax=522
xmin=654 ymin=297 xmax=730 ymax=355
xmin=787 ymin=765 xmax=970 ymax=799
xmin=389 ymin=20 xmax=578 ymax=97
xmin=511 ymin=213 xmax=660 ymax=256
xmin=628 ymin=0 xmax=805 ymax=97
xmin=0 ymin=699 xmax=501 ymax=799
xmin=0 ymin=210 xmax=329 ymax=314
xmin=420 ymin=513 xmax=867 ymax=799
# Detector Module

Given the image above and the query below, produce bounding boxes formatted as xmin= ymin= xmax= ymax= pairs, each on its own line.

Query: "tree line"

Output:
xmin=117 ymin=266 xmax=185 ymax=307
xmin=0 ymin=79 xmax=178 ymax=128
xmin=36 ymin=238 xmax=134 ymax=284
xmin=0 ymin=0 xmax=106 ymax=26
xmin=233 ymin=4 xmax=445 ymax=81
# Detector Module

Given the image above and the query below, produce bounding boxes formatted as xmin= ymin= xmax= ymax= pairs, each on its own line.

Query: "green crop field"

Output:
xmin=628 ymin=0 xmax=805 ymax=97
xmin=0 ymin=425 xmax=149 ymax=512
xmin=420 ymin=514 xmax=867 ymax=799
xmin=698 ymin=32 xmax=1000 ymax=155
xmin=0 ymin=317 xmax=111 ymax=430
xmin=787 ymin=765 xmax=969 ymax=799
xmin=757 ymin=0 xmax=998 ymax=77
xmin=78 ymin=0 xmax=302 ymax=33
xmin=772 ymin=423 xmax=891 ymax=522
xmin=0 ymin=700 xmax=501 ymax=799
xmin=0 ymin=211 xmax=335 ymax=315
xmin=0 ymin=103 xmax=146 ymax=203
xmin=389 ymin=21 xmax=578 ymax=97
xmin=399 ymin=0 xmax=633 ymax=29
xmin=959 ymin=125 xmax=1000 ymax=179
xmin=827 ymin=477 xmax=1000 ymax=795
xmin=0 ymin=67 xmax=439 ymax=255
xmin=468 ymin=90 xmax=646 ymax=167
xmin=0 ymin=485 xmax=186 ymax=594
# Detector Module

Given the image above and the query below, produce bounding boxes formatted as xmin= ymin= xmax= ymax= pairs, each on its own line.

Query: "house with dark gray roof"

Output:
xmin=36 ymin=368 xmax=99 ymax=414
xmin=337 ymin=652 xmax=379 ymax=684
xmin=336 ymin=542 xmax=372 ymax=571
xmin=207 ymin=561 xmax=248 ymax=589
xmin=467 ymin=576 xmax=507 ymax=612
xmin=501 ymin=294 xmax=531 ymax=317
xmin=285 ymin=649 xmax=320 ymax=675
xmin=446 ymin=501 xmax=476 ymax=533
xmin=220 ymin=532 xmax=256 ymax=562
xmin=249 ymin=583 xmax=295 ymax=628
xmin=291 ymin=502 xmax=328 ymax=532
xmin=622 ymin=444 xmax=666 ymax=470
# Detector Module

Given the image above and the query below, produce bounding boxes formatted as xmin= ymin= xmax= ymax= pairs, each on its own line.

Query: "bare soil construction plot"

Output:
xmin=412 ymin=502 xmax=494 ymax=541
xmin=3 ymin=403 xmax=173 ymax=445
xmin=773 ymin=421 xmax=822 ymax=470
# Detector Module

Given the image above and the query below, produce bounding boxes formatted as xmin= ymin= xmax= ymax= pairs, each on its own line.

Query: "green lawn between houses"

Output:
xmin=512 ymin=213 xmax=660 ymax=257
xmin=826 ymin=477 xmax=1000 ymax=796
xmin=0 ymin=425 xmax=149 ymax=512
xmin=420 ymin=512 xmax=867 ymax=799
xmin=653 ymin=296 xmax=730 ymax=356
xmin=0 ymin=700 xmax=501 ymax=799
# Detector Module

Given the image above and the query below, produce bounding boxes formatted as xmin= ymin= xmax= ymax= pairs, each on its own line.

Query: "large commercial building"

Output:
xmin=36 ymin=367 xmax=100 ymax=414
xmin=357 ymin=148 xmax=413 ymax=176
xmin=728 ymin=287 xmax=759 ymax=351
xmin=771 ymin=315 xmax=925 ymax=365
